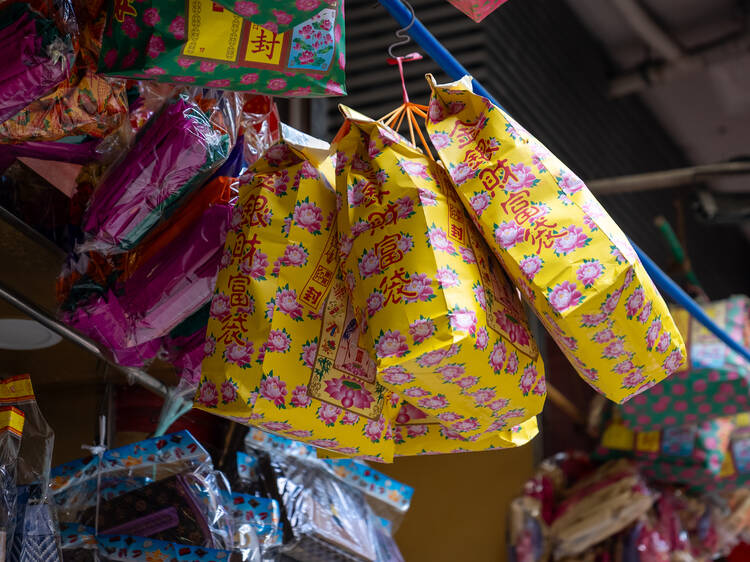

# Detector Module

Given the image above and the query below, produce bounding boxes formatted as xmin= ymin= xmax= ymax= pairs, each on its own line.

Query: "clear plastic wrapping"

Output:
xmin=0 ymin=407 xmax=24 ymax=561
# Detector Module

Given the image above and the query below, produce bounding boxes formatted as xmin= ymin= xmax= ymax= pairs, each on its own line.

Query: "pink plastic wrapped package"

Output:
xmin=446 ymin=0 xmax=510 ymax=22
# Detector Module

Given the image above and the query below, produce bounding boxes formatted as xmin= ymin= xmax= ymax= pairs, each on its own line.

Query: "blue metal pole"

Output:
xmin=377 ymin=0 xmax=750 ymax=362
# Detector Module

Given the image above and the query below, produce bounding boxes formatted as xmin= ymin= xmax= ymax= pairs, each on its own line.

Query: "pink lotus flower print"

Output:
xmin=294 ymin=201 xmax=323 ymax=234
xmin=506 ymin=163 xmax=538 ymax=192
xmin=427 ymin=226 xmax=457 ymax=254
xmin=494 ymin=221 xmax=525 ymax=249
xmin=440 ymin=427 xmax=463 ymax=441
xmin=638 ymin=301 xmax=653 ymax=324
xmin=473 ymin=284 xmax=487 ymax=311
xmin=532 ymin=375 xmax=546 ymax=395
xmin=281 ymin=244 xmax=308 ymax=267
xmin=210 ymin=294 xmax=231 ymax=320
xmin=397 ymin=234 xmax=414 ymax=253
xmin=519 ymin=255 xmax=543 ymax=280
xmin=593 ymin=328 xmax=615 ymax=344
xmin=143 ymin=7 xmax=161 ymax=26
xmin=417 ymin=348 xmax=448 ymax=368
xmin=646 ymin=317 xmax=661 ymax=349
xmin=581 ymin=368 xmax=599 ymax=382
xmin=450 ymin=162 xmax=475 ymax=185
xmin=470 ymin=192 xmax=492 ymax=216
xmin=268 ymin=78 xmax=287 ymax=91
xmin=291 ymin=385 xmax=312 ymax=408
xmin=613 ymin=360 xmax=635 ymax=375
xmin=419 ymin=189 xmax=438 ymax=207
xmin=122 ymin=16 xmax=139 ymax=39
xmin=309 ymin=438 xmax=339 ymax=449
xmin=505 ymin=351 xmax=519 ymax=374
xmin=553 ymin=225 xmax=590 ymax=256
xmin=557 ymin=170 xmax=584 ymax=196
xmin=418 ymin=394 xmax=449 ymax=410
xmin=338 ymin=234 xmax=354 ymax=259
xmin=396 ymin=402 xmax=427 ymax=423
xmin=144 ymin=67 xmax=166 ymax=76
xmin=203 ymin=336 xmax=216 ymax=357
xmin=548 ymin=281 xmax=583 ymax=313
xmin=625 ymin=288 xmax=645 ymax=318
xmin=240 ymin=73 xmax=259 ymax=85
xmin=318 ymin=403 xmax=341 ymax=426
xmin=239 ymin=251 xmax=269 ymax=280
xmin=459 ymin=245 xmax=476 ymax=264
xmin=364 ymin=418 xmax=385 ymax=442
xmin=519 ymin=365 xmax=538 ymax=395
xmin=276 ymin=288 xmax=303 ymax=320
xmin=265 ymin=329 xmax=291 ymax=353
xmin=602 ymin=338 xmax=626 ymax=359
xmin=454 ymin=376 xmax=479 ymax=390
xmin=610 ymin=245 xmax=626 ymax=265
xmin=260 ymin=374 xmax=287 ymax=408
xmin=147 ymin=35 xmax=165 ymax=59
xmin=198 ymin=381 xmax=219 ymax=408
xmin=398 ymin=159 xmax=430 ymax=180
xmin=622 ymin=369 xmax=646 ymax=389
xmin=663 ymin=349 xmax=684 ymax=374
xmin=656 ymin=332 xmax=671 ymax=353
xmin=296 ymin=0 xmax=320 ymax=10
xmin=436 ymin=266 xmax=460 ymax=288
xmin=199 ymin=61 xmax=218 ymax=73
xmin=475 ymin=327 xmax=489 ymax=350
xmin=403 ymin=273 xmax=434 ymax=303
xmin=488 ymin=398 xmax=509 ymax=412
xmin=449 ymin=101 xmax=466 ymax=114
xmin=489 ymin=340 xmax=506 ymax=373
xmin=169 ymin=16 xmax=185 ymax=39
xmin=395 ymin=196 xmax=415 ymax=219
xmin=325 ymin=377 xmax=375 ymax=409
xmin=358 ymin=249 xmax=381 ymax=279
xmin=404 ymin=387 xmax=430 ymax=398
xmin=234 ymin=1 xmax=259 ymax=16
xmin=471 ymin=388 xmax=495 ymax=405
xmin=453 ymin=418 xmax=480 ymax=433
xmin=581 ymin=312 xmax=608 ymax=327
xmin=449 ymin=308 xmax=477 ymax=334
xmin=340 ymin=412 xmax=359 ymax=425
xmin=436 ymin=364 xmax=465 ymax=381
xmin=366 ymin=291 xmax=385 ymax=318
xmin=224 ymin=341 xmax=254 ymax=367
xmin=300 ymin=339 xmax=318 ymax=369
xmin=436 ymin=412 xmax=463 ymax=423
xmin=409 ymin=317 xmax=436 ymax=344
xmin=406 ymin=425 xmax=429 ymax=438
xmin=430 ymin=132 xmax=451 ymax=150
xmin=262 ymin=422 xmax=293 ymax=433
xmin=428 ymin=100 xmax=445 ymax=123
xmin=576 ymin=260 xmax=603 ymax=288
xmin=381 ymin=366 xmax=414 ymax=385
xmin=374 ymin=330 xmax=409 ymax=358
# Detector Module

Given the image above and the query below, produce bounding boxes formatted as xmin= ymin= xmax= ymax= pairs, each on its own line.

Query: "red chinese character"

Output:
xmin=463 ymin=138 xmax=500 ymax=170
xmin=362 ymin=181 xmax=390 ymax=208
xmin=302 ymin=285 xmax=323 ymax=307
xmin=312 ymin=266 xmax=333 ymax=287
xmin=525 ymin=217 xmax=565 ymax=255
xmin=374 ymin=233 xmax=404 ymax=270
xmin=219 ymin=313 xmax=249 ymax=345
xmin=232 ymin=233 xmax=260 ymax=260
xmin=113 ymin=0 xmax=136 ymax=23
xmin=500 ymin=190 xmax=530 ymax=216
xmin=244 ymin=193 xmax=270 ymax=227
xmin=250 ymin=27 xmax=280 ymax=61
xmin=366 ymin=202 xmax=400 ymax=234
xmin=323 ymin=237 xmax=338 ymax=265
xmin=379 ymin=268 xmax=417 ymax=305
xmin=449 ymin=224 xmax=465 ymax=242
xmin=228 ymin=275 xmax=250 ymax=307
xmin=515 ymin=205 xmax=542 ymax=225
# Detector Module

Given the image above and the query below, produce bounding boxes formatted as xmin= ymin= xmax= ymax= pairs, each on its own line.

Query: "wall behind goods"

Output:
xmin=377 ymin=445 xmax=535 ymax=562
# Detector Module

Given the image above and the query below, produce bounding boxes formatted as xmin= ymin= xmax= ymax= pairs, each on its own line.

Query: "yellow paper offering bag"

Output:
xmin=426 ymin=76 xmax=686 ymax=403
xmin=332 ymin=106 xmax=545 ymax=442
xmin=196 ymin=129 xmax=396 ymax=459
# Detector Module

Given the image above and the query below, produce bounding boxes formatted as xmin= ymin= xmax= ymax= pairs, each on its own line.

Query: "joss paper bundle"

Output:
xmin=197 ymin=127 xmax=402 ymax=461
xmin=81 ymin=92 xmax=233 ymax=252
xmin=332 ymin=106 xmax=545 ymax=443
xmin=0 ymin=3 xmax=75 ymax=123
xmin=427 ymin=76 xmax=686 ymax=403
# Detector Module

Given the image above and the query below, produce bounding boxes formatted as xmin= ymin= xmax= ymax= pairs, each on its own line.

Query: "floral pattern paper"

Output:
xmin=426 ymin=76 xmax=686 ymax=404
xmin=332 ymin=106 xmax=545 ymax=445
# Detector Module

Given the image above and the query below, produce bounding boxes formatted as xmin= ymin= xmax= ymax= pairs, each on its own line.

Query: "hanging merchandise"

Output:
xmin=445 ymin=0 xmax=510 ymax=22
xmin=98 ymin=0 xmax=346 ymax=97
xmin=426 ymin=75 xmax=687 ymax=404
xmin=80 ymin=89 xmax=237 ymax=253
xmin=0 ymin=2 xmax=75 ymax=124
xmin=620 ymin=295 xmax=750 ymax=430
xmin=0 ymin=375 xmax=62 ymax=562
xmin=332 ymin=105 xmax=546 ymax=447
xmin=195 ymin=125 xmax=401 ymax=461
xmin=229 ymin=492 xmax=282 ymax=555
xmin=0 ymin=407 xmax=24 ymax=560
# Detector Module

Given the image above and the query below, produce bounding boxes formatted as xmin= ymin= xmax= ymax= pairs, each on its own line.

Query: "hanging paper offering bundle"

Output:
xmin=196 ymin=127 xmax=399 ymax=461
xmin=0 ymin=2 xmax=75 ymax=124
xmin=80 ymin=91 xmax=235 ymax=252
xmin=426 ymin=76 xmax=686 ymax=404
xmin=445 ymin=0 xmax=511 ymax=22
xmin=98 ymin=0 xmax=346 ymax=97
xmin=332 ymin=106 xmax=546 ymax=444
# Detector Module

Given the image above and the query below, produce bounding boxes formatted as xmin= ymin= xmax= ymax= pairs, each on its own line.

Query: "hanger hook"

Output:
xmin=387 ymin=0 xmax=416 ymax=59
